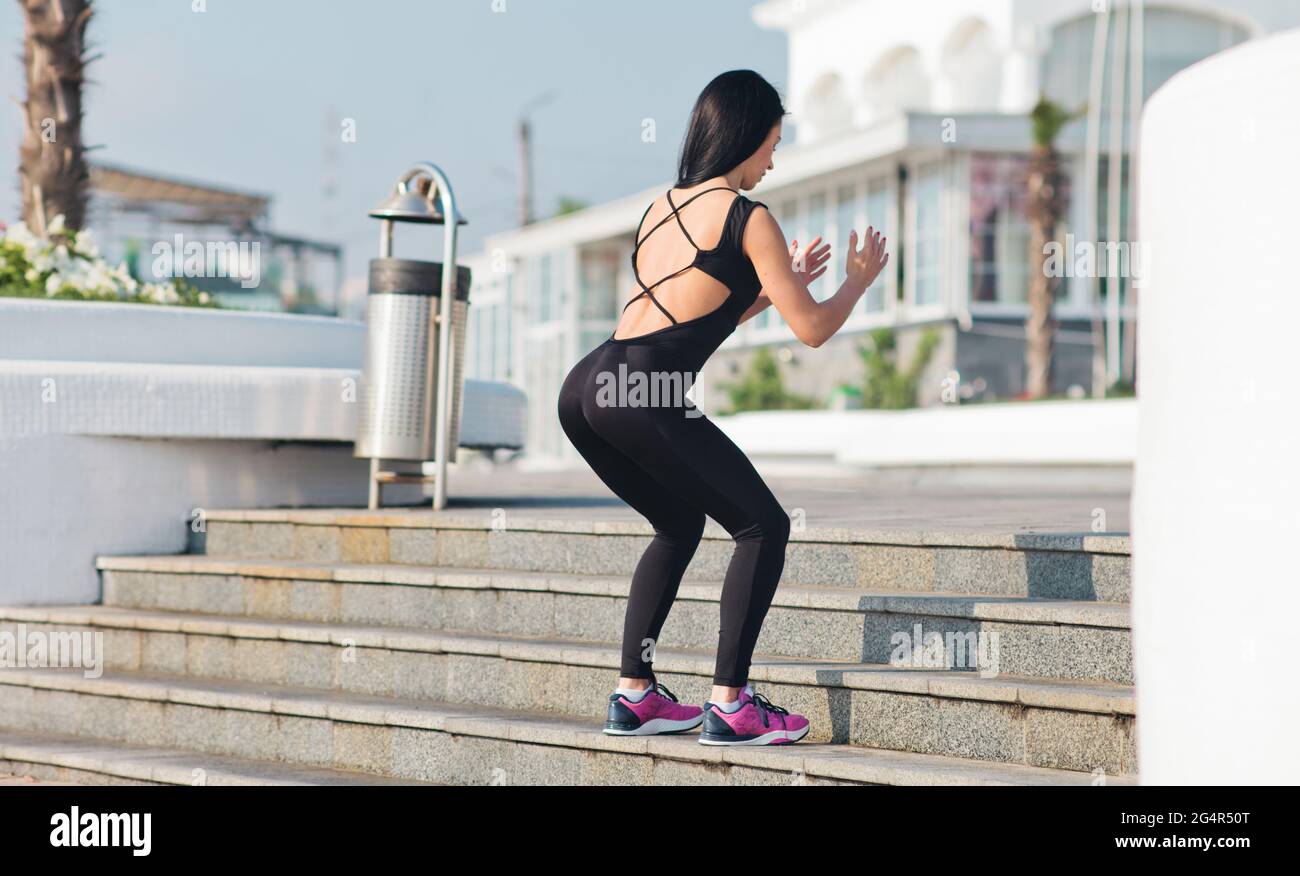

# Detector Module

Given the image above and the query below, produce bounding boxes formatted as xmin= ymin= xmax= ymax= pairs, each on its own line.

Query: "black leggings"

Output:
xmin=556 ymin=340 xmax=791 ymax=688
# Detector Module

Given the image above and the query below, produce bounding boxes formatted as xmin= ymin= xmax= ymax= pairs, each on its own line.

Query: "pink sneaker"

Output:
xmin=603 ymin=674 xmax=704 ymax=736
xmin=699 ymin=683 xmax=810 ymax=745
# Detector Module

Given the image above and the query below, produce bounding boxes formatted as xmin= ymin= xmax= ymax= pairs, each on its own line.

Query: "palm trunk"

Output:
xmin=1025 ymin=142 xmax=1062 ymax=398
xmin=17 ymin=0 xmax=94 ymax=235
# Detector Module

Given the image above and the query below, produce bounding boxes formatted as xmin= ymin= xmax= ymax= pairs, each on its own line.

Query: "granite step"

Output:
xmin=0 ymin=667 xmax=1135 ymax=786
xmin=192 ymin=510 xmax=1131 ymax=601
xmin=0 ymin=772 xmax=80 ymax=786
xmin=0 ymin=728 xmax=434 ymax=786
xmin=98 ymin=556 xmax=1132 ymax=684
xmin=0 ymin=606 xmax=1136 ymax=775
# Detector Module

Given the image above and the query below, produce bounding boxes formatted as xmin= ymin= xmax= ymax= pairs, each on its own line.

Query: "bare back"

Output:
xmin=612 ymin=184 xmax=741 ymax=341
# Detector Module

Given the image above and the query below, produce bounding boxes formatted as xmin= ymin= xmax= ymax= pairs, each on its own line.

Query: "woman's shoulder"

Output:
xmin=733 ymin=195 xmax=774 ymax=253
xmin=736 ymin=194 xmax=771 ymax=226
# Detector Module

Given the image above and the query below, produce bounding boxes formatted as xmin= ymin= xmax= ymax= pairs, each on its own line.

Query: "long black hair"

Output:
xmin=676 ymin=70 xmax=787 ymax=187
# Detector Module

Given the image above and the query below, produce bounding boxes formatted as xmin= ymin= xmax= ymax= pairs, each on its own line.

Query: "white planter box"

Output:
xmin=0 ymin=299 xmax=525 ymax=605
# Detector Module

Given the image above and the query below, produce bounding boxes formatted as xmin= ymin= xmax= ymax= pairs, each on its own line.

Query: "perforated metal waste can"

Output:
xmin=354 ymin=257 xmax=472 ymax=461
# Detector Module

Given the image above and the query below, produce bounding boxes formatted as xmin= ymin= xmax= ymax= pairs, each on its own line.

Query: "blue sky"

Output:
xmin=0 ymin=0 xmax=787 ymax=281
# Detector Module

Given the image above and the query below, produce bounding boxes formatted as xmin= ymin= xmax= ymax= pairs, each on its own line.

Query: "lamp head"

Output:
xmin=369 ymin=168 xmax=467 ymax=225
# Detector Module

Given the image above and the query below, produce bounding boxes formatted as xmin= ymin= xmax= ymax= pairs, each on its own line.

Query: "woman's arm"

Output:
xmin=738 ymin=236 xmax=830 ymax=325
xmin=742 ymin=207 xmax=889 ymax=347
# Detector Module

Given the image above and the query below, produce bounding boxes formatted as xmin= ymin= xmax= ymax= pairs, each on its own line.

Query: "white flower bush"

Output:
xmin=0 ymin=214 xmax=214 ymax=307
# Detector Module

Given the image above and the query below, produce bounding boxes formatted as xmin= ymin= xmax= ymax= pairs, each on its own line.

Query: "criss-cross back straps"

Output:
xmin=623 ymin=186 xmax=738 ymax=324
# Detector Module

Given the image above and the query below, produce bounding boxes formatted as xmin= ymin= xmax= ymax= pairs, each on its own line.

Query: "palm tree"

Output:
xmin=17 ymin=0 xmax=94 ymax=235
xmin=1024 ymin=97 xmax=1078 ymax=399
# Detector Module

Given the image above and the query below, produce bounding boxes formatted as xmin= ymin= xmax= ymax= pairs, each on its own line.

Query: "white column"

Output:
xmin=1134 ymin=27 xmax=1300 ymax=784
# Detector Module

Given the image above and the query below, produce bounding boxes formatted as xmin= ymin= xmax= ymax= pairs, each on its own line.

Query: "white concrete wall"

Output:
xmin=0 ymin=300 xmax=526 ymax=606
xmin=1134 ymin=26 xmax=1300 ymax=783
xmin=711 ymin=398 xmax=1136 ymax=467
xmin=755 ymin=0 xmax=1297 ymax=143
xmin=0 ymin=435 xmax=368 ymax=605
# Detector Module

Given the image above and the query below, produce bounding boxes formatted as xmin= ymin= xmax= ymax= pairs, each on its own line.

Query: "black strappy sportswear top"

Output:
xmin=608 ymin=186 xmax=768 ymax=368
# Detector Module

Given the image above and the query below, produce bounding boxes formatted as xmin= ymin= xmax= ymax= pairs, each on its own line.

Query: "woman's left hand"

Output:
xmin=789 ymin=236 xmax=831 ymax=289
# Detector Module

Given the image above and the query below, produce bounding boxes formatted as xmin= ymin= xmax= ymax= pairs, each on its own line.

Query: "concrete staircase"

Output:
xmin=0 ymin=509 xmax=1136 ymax=785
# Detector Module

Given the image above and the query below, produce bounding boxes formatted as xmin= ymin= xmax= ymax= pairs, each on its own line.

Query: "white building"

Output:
xmin=462 ymin=0 xmax=1299 ymax=465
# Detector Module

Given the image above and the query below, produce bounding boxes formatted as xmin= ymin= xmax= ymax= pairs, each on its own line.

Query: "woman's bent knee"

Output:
xmin=653 ymin=511 xmax=705 ymax=545
xmin=732 ymin=506 xmax=790 ymax=546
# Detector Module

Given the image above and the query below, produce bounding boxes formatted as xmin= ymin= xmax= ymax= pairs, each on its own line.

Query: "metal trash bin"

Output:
xmin=355 ymin=257 xmax=472 ymax=461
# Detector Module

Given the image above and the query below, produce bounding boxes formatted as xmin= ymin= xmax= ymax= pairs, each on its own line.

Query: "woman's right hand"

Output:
xmin=846 ymin=227 xmax=889 ymax=293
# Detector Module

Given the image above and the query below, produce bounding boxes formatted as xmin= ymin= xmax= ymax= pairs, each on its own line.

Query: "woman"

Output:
xmin=556 ymin=69 xmax=889 ymax=745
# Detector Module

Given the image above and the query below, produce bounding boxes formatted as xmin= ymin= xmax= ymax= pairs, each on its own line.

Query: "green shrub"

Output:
xmin=857 ymin=327 xmax=940 ymax=409
xmin=716 ymin=346 xmax=816 ymax=415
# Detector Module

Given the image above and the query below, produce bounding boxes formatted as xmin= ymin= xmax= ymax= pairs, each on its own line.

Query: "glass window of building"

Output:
xmin=969 ymin=154 xmax=1030 ymax=306
xmin=864 ymin=179 xmax=890 ymax=313
xmin=579 ymin=249 xmax=619 ymax=320
xmin=481 ymin=308 xmax=493 ymax=378
xmin=761 ymin=197 xmax=800 ymax=329
xmin=912 ymin=162 xmax=943 ymax=307
xmin=478 ymin=305 xmax=488 ymax=374
xmin=839 ymin=179 xmax=890 ymax=318
xmin=552 ymin=253 xmax=567 ymax=322
xmin=1096 ymin=154 xmax=1133 ymax=312
xmin=836 ymin=182 xmax=864 ymax=316
xmin=534 ymin=253 xmax=552 ymax=323
xmin=806 ymin=191 xmax=829 ymax=301
xmin=501 ymin=273 xmax=513 ymax=380
xmin=468 ymin=308 xmax=482 ymax=378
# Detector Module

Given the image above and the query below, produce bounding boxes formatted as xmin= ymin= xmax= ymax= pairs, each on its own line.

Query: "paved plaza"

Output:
xmin=430 ymin=463 xmax=1132 ymax=535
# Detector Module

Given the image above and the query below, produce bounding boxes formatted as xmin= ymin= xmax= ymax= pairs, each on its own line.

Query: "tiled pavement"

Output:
xmin=400 ymin=463 xmax=1131 ymax=534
